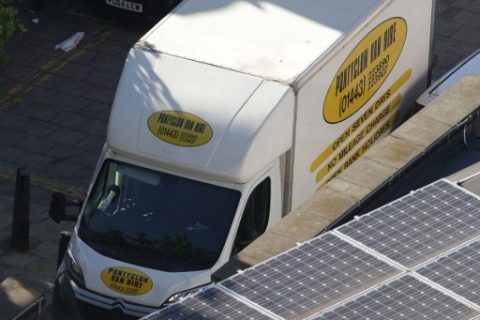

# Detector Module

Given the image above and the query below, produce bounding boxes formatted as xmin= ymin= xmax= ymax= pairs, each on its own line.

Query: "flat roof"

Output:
xmin=142 ymin=0 xmax=384 ymax=83
xmin=417 ymin=49 xmax=480 ymax=106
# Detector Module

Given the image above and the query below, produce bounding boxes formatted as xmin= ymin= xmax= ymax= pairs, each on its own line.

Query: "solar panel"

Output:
xmin=220 ymin=233 xmax=401 ymax=319
xmin=417 ymin=238 xmax=480 ymax=306
xmin=312 ymin=275 xmax=479 ymax=320
xmin=337 ymin=180 xmax=480 ymax=268
xmin=143 ymin=286 xmax=274 ymax=320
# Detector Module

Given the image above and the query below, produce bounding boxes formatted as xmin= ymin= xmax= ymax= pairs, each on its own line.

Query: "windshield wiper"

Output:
xmin=79 ymin=228 xmax=128 ymax=252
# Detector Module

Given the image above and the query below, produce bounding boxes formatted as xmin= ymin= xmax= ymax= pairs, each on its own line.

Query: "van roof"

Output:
xmin=141 ymin=0 xmax=385 ymax=84
xmin=107 ymin=51 xmax=294 ymax=183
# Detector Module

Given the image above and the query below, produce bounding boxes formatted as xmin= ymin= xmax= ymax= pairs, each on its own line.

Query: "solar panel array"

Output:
xmin=417 ymin=239 xmax=480 ymax=307
xmin=221 ymin=233 xmax=400 ymax=319
xmin=337 ymin=180 xmax=480 ymax=268
xmin=143 ymin=179 xmax=480 ymax=320
xmin=141 ymin=286 xmax=274 ymax=320
xmin=313 ymin=275 xmax=479 ymax=320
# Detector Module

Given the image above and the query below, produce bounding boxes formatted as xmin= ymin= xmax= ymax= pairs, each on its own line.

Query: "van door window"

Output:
xmin=232 ymin=178 xmax=271 ymax=254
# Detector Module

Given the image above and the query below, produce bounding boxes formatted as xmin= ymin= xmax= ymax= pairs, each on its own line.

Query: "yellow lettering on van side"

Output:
xmin=324 ymin=18 xmax=407 ymax=123
xmin=310 ymin=69 xmax=411 ymax=173
xmin=315 ymin=95 xmax=401 ymax=183
xmin=318 ymin=112 xmax=400 ymax=189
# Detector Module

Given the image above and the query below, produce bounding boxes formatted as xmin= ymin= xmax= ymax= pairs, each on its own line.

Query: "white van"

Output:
xmin=50 ymin=0 xmax=435 ymax=318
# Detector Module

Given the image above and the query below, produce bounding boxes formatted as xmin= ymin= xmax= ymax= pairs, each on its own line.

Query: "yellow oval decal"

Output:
xmin=324 ymin=18 xmax=407 ymax=123
xmin=147 ymin=110 xmax=213 ymax=147
xmin=101 ymin=267 xmax=153 ymax=296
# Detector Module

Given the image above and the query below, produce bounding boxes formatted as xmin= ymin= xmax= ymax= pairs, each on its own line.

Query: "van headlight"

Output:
xmin=165 ymin=286 xmax=204 ymax=305
xmin=65 ymin=252 xmax=85 ymax=287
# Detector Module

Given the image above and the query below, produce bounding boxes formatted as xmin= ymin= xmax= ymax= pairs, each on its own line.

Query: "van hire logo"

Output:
xmin=101 ymin=266 xmax=153 ymax=296
xmin=323 ymin=18 xmax=407 ymax=123
xmin=147 ymin=110 xmax=213 ymax=147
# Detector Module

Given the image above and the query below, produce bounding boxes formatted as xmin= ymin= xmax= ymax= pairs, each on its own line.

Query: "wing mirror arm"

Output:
xmin=49 ymin=192 xmax=83 ymax=223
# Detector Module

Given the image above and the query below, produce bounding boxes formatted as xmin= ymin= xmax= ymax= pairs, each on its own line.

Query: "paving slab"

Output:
xmin=237 ymin=231 xmax=297 ymax=267
xmin=325 ymin=177 xmax=372 ymax=202
xmin=0 ymin=277 xmax=42 ymax=318
xmin=365 ymin=136 xmax=425 ymax=169
xmin=300 ymin=186 xmax=358 ymax=220
xmin=0 ymin=177 xmax=76 ymax=319
xmin=419 ymin=75 xmax=480 ymax=126
xmin=391 ymin=114 xmax=452 ymax=148
xmin=333 ymin=157 xmax=397 ymax=190
xmin=268 ymin=209 xmax=332 ymax=243
xmin=1 ymin=252 xmax=42 ymax=269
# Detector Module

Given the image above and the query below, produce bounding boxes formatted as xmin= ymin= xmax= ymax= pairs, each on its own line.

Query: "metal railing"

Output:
xmin=11 ymin=295 xmax=46 ymax=320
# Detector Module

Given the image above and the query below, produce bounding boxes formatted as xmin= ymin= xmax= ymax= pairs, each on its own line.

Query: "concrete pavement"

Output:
xmin=433 ymin=0 xmax=480 ymax=79
xmin=0 ymin=1 xmax=152 ymax=318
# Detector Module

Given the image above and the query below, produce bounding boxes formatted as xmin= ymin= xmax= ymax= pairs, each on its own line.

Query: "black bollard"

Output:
xmin=11 ymin=168 xmax=30 ymax=251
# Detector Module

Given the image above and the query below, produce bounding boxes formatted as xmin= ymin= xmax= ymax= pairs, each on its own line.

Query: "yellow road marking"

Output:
xmin=0 ymin=25 xmax=118 ymax=198
xmin=0 ymin=167 xmax=85 ymax=198
xmin=0 ymin=26 xmax=117 ymax=110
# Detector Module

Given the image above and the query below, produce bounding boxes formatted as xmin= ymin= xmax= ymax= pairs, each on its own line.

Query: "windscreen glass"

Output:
xmin=78 ymin=160 xmax=240 ymax=272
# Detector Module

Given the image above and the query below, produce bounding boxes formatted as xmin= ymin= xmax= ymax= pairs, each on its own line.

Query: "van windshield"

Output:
xmin=78 ymin=160 xmax=240 ymax=272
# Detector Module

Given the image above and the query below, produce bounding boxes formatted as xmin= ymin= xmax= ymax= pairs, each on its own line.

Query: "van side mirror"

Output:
xmin=49 ymin=192 xmax=83 ymax=223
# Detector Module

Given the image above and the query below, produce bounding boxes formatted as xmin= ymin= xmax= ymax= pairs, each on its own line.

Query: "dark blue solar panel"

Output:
xmin=313 ymin=275 xmax=479 ymax=320
xmin=220 ymin=233 xmax=400 ymax=319
xmin=338 ymin=180 xmax=480 ymax=268
xmin=143 ymin=286 xmax=273 ymax=320
xmin=418 ymin=239 xmax=480 ymax=306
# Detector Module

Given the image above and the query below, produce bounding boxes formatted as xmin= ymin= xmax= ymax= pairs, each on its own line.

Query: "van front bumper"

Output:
xmin=56 ymin=270 xmax=160 ymax=319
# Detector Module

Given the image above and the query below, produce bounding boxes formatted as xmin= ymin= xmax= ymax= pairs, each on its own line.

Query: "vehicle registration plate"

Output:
xmin=106 ymin=0 xmax=143 ymax=13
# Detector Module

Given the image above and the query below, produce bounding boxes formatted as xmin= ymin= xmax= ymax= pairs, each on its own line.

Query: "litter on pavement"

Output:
xmin=54 ymin=32 xmax=85 ymax=52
